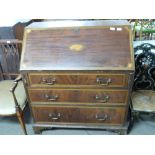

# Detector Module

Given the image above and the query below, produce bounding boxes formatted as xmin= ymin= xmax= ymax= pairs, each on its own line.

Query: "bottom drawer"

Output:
xmin=32 ymin=106 xmax=126 ymax=125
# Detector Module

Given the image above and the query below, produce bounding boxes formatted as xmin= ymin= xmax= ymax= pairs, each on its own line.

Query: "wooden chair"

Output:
xmin=0 ymin=39 xmax=27 ymax=134
xmin=130 ymin=41 xmax=155 ymax=126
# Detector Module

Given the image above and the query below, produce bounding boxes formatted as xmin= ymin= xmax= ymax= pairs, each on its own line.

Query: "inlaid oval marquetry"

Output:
xmin=69 ymin=44 xmax=84 ymax=52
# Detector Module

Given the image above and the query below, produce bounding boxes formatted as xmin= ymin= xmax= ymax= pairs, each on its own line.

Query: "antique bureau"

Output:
xmin=20 ymin=20 xmax=135 ymax=134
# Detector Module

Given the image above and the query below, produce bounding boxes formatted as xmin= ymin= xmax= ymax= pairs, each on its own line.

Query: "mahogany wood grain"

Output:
xmin=20 ymin=20 xmax=135 ymax=134
xmin=32 ymin=106 xmax=126 ymax=124
xmin=20 ymin=20 xmax=133 ymax=71
xmin=28 ymin=73 xmax=128 ymax=88
xmin=28 ymin=89 xmax=128 ymax=104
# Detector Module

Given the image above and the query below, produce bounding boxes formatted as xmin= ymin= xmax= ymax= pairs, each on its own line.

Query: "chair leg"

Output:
xmin=16 ymin=108 xmax=27 ymax=135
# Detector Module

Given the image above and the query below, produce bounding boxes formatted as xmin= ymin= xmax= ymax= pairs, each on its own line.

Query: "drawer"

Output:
xmin=28 ymin=89 xmax=128 ymax=105
xmin=32 ymin=106 xmax=126 ymax=125
xmin=28 ymin=73 xmax=128 ymax=88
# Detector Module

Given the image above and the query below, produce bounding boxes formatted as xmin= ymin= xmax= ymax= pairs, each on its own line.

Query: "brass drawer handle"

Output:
xmin=41 ymin=77 xmax=56 ymax=85
xmin=49 ymin=113 xmax=61 ymax=120
xmin=95 ymin=95 xmax=110 ymax=103
xmin=96 ymin=114 xmax=109 ymax=121
xmin=96 ymin=77 xmax=111 ymax=86
xmin=45 ymin=94 xmax=59 ymax=101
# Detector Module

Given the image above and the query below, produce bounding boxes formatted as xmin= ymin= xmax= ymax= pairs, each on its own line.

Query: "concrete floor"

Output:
xmin=0 ymin=106 xmax=155 ymax=135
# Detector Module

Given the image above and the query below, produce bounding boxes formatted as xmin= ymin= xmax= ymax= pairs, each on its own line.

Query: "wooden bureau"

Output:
xmin=20 ymin=20 xmax=135 ymax=134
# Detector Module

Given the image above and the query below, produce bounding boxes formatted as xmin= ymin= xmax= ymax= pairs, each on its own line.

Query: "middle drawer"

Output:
xmin=28 ymin=89 xmax=128 ymax=105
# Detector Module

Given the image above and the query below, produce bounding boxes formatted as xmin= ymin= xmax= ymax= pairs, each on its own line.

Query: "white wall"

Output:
xmin=0 ymin=19 xmax=30 ymax=27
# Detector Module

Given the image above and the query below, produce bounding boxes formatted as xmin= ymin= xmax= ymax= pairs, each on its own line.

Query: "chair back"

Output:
xmin=133 ymin=42 xmax=155 ymax=90
xmin=0 ymin=39 xmax=22 ymax=80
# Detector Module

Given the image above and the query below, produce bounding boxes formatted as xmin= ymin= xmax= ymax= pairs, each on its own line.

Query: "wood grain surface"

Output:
xmin=20 ymin=20 xmax=133 ymax=71
xmin=28 ymin=89 xmax=128 ymax=104
xmin=32 ymin=105 xmax=126 ymax=124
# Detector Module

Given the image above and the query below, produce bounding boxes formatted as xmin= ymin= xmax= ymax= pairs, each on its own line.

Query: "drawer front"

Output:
xmin=28 ymin=89 xmax=128 ymax=104
xmin=28 ymin=73 xmax=128 ymax=88
xmin=32 ymin=106 xmax=126 ymax=124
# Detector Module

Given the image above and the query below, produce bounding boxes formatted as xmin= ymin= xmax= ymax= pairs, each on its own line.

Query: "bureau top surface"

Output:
xmin=20 ymin=20 xmax=135 ymax=71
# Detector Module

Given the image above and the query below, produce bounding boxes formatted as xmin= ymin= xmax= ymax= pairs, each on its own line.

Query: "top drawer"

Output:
xmin=28 ymin=73 xmax=128 ymax=88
